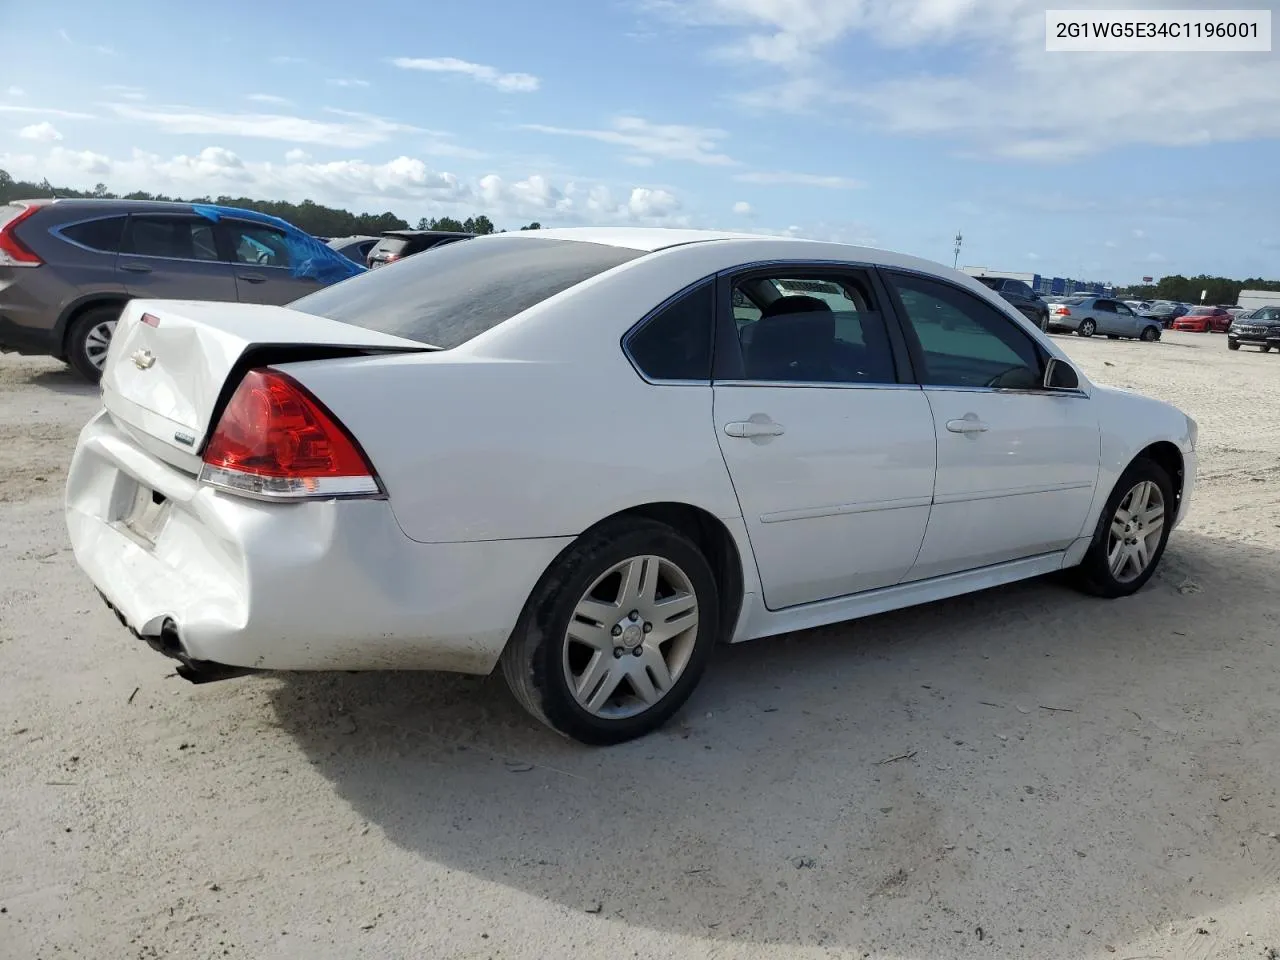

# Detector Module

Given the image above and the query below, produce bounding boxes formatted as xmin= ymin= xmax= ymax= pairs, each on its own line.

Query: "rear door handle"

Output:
xmin=724 ymin=419 xmax=785 ymax=439
xmin=119 ymin=262 xmax=152 ymax=274
xmin=238 ymin=273 xmax=267 ymax=284
xmin=946 ymin=416 xmax=989 ymax=434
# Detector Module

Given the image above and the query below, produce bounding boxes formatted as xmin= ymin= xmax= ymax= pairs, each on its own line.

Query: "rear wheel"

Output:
xmin=501 ymin=518 xmax=719 ymax=745
xmin=1073 ymin=458 xmax=1174 ymax=599
xmin=66 ymin=304 xmax=123 ymax=383
xmin=1140 ymin=325 xmax=1160 ymax=342
xmin=1078 ymin=319 xmax=1097 ymax=337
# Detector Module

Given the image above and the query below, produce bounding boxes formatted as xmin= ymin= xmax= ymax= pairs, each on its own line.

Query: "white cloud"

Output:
xmin=0 ymin=104 xmax=94 ymax=119
xmin=248 ymin=93 xmax=292 ymax=106
xmin=734 ymin=169 xmax=864 ymax=188
xmin=391 ymin=57 xmax=540 ymax=92
xmin=108 ymin=103 xmax=421 ymax=148
xmin=284 ymin=148 xmax=311 ymax=162
xmin=1104 ymin=239 xmax=1118 ymax=248
xmin=0 ymin=143 xmax=686 ymax=227
xmin=1132 ymin=228 xmax=1147 ymax=238
xmin=104 ymin=84 xmax=146 ymax=101
xmin=18 ymin=122 xmax=62 ymax=142
xmin=666 ymin=0 xmax=1280 ymax=159
xmin=1144 ymin=252 xmax=1167 ymax=262
xmin=271 ymin=55 xmax=306 ymax=64
xmin=6 ymin=86 xmax=25 ymax=98
xmin=732 ymin=200 xmax=753 ymax=215
xmin=523 ymin=116 xmax=736 ymax=166
xmin=327 ymin=78 xmax=371 ymax=88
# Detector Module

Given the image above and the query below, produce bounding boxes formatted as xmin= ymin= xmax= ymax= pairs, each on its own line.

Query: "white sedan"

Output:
xmin=65 ymin=228 xmax=1197 ymax=744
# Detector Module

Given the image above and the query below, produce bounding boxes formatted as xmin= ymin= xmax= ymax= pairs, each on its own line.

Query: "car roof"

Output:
xmin=497 ymin=226 xmax=793 ymax=252
xmin=380 ymin=229 xmax=475 ymax=239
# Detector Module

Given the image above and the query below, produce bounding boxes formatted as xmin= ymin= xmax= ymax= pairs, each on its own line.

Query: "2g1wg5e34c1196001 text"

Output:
xmin=1046 ymin=9 xmax=1271 ymax=51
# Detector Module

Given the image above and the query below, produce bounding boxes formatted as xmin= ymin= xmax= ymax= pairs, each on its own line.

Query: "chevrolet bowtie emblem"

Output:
xmin=132 ymin=349 xmax=156 ymax=370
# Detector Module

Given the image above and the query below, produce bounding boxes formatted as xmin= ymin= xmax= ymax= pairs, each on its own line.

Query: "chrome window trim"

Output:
xmin=713 ymin=379 xmax=921 ymax=391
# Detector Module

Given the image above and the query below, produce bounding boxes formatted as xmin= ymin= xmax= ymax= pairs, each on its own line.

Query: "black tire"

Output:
xmin=1107 ymin=334 xmax=1119 ymax=340
xmin=1262 ymin=345 xmax=1272 ymax=353
xmin=1140 ymin=325 xmax=1160 ymax=342
xmin=501 ymin=518 xmax=720 ymax=745
xmin=1228 ymin=340 xmax=1241 ymax=351
xmin=1078 ymin=319 xmax=1097 ymax=337
xmin=66 ymin=304 xmax=124 ymax=383
xmin=1073 ymin=457 xmax=1175 ymax=599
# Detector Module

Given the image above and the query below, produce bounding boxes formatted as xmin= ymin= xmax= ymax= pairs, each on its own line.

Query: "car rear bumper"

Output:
xmin=0 ymin=311 xmax=58 ymax=355
xmin=65 ymin=409 xmax=572 ymax=674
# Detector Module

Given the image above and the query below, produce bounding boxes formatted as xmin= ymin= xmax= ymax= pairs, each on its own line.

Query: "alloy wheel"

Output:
xmin=562 ymin=555 xmax=699 ymax=719
xmin=83 ymin=320 xmax=117 ymax=371
xmin=1106 ymin=480 xmax=1165 ymax=584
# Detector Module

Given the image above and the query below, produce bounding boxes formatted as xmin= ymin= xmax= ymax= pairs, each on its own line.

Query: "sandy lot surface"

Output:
xmin=2 ymin=332 xmax=1279 ymax=960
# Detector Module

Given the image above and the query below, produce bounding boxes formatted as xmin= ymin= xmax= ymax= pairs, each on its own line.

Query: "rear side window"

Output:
xmin=369 ymin=237 xmax=409 ymax=259
xmin=59 ymin=216 xmax=127 ymax=253
xmin=290 ymin=236 xmax=643 ymax=349
xmin=123 ymin=216 xmax=220 ymax=261
xmin=627 ymin=282 xmax=714 ymax=381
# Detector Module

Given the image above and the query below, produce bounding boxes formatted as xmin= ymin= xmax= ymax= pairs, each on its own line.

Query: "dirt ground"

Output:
xmin=2 ymin=331 xmax=1279 ymax=960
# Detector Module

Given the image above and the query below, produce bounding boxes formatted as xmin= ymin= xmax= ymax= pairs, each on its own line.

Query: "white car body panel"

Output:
xmin=64 ymin=228 xmax=1198 ymax=678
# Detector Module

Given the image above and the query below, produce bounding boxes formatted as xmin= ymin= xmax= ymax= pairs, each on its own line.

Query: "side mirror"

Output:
xmin=1043 ymin=357 xmax=1080 ymax=390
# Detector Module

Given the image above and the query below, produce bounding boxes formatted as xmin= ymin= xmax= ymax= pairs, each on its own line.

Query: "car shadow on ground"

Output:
xmin=268 ymin=531 xmax=1280 ymax=956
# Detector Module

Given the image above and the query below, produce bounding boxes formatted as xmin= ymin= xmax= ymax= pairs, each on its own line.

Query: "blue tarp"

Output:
xmin=191 ymin=203 xmax=365 ymax=285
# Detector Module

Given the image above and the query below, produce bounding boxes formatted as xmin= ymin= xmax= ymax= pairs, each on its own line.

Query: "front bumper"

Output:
xmin=1228 ymin=328 xmax=1280 ymax=347
xmin=66 ymin=410 xmax=571 ymax=674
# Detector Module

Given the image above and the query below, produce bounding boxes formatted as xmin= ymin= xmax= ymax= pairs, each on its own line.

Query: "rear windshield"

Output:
xmin=1188 ymin=307 xmax=1214 ymax=315
xmin=369 ymin=236 xmax=410 ymax=259
xmin=289 ymin=235 xmax=644 ymax=349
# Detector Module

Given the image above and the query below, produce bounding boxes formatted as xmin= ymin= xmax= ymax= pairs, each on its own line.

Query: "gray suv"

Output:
xmin=0 ymin=198 xmax=363 ymax=381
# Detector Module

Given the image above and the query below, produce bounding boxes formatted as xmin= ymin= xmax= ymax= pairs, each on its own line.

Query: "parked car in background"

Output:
xmin=1138 ymin=301 xmax=1189 ymax=328
xmin=0 ymin=198 xmax=364 ymax=381
xmin=366 ymin=229 xmax=473 ymax=268
xmin=1046 ymin=296 xmax=1162 ymax=340
xmin=64 ymin=227 xmax=1197 ymax=744
xmin=1227 ymin=306 xmax=1280 ymax=351
xmin=973 ymin=276 xmax=1050 ymax=329
xmin=327 ymin=235 xmax=380 ymax=265
xmin=1123 ymin=300 xmax=1153 ymax=312
xmin=1172 ymin=306 xmax=1233 ymax=333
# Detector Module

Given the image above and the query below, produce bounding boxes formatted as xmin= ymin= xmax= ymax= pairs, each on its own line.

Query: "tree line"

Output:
xmin=0 ymin=169 xmax=541 ymax=238
xmin=1118 ymin=274 xmax=1280 ymax=304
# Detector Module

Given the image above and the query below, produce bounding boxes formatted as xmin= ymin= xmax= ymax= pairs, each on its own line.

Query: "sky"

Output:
xmin=1 ymin=0 xmax=1279 ymax=284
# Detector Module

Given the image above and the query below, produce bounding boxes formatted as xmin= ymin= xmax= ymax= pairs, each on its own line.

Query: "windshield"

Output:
xmin=1253 ymin=307 xmax=1280 ymax=321
xmin=289 ymin=235 xmax=643 ymax=349
xmin=1188 ymin=307 xmax=1215 ymax=315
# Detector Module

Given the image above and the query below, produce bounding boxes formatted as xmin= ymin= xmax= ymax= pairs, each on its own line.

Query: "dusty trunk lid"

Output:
xmin=101 ymin=299 xmax=430 ymax=462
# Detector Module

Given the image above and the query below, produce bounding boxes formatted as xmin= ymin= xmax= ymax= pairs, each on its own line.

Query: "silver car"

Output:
xmin=1046 ymin=296 xmax=1163 ymax=341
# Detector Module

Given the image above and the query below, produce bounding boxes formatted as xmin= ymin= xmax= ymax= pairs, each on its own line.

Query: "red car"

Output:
xmin=1172 ymin=306 xmax=1233 ymax=333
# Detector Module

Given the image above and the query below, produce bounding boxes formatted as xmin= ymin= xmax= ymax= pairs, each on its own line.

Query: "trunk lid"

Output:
xmin=102 ymin=299 xmax=430 ymax=459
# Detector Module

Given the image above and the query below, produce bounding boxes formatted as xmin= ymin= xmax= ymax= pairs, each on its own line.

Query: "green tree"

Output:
xmin=520 ymin=221 xmax=542 ymax=230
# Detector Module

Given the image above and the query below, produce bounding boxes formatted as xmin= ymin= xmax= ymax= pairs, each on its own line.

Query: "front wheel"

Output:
xmin=1228 ymin=340 xmax=1240 ymax=350
xmin=501 ymin=518 xmax=719 ymax=745
xmin=1073 ymin=458 xmax=1174 ymax=598
xmin=1078 ymin=319 xmax=1097 ymax=337
xmin=66 ymin=305 xmax=123 ymax=383
xmin=1140 ymin=325 xmax=1160 ymax=342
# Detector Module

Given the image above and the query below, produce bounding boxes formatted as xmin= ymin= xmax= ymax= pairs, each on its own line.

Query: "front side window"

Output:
xmin=885 ymin=271 xmax=1043 ymax=390
xmin=626 ymin=281 xmax=713 ymax=381
xmin=227 ymin=222 xmax=293 ymax=268
xmin=291 ymin=235 xmax=642 ymax=349
xmin=123 ymin=216 xmax=220 ymax=261
xmin=730 ymin=271 xmax=896 ymax=384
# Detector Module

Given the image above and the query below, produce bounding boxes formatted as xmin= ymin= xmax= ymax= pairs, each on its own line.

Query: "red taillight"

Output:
xmin=0 ymin=205 xmax=43 ymax=267
xmin=1055 ymin=307 xmax=1071 ymax=316
xmin=199 ymin=369 xmax=380 ymax=500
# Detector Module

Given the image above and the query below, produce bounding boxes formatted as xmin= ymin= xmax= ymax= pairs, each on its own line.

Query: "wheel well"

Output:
xmin=594 ymin=503 xmax=745 ymax=644
xmin=1137 ymin=441 xmax=1184 ymax=504
xmin=60 ymin=297 xmax=129 ymax=359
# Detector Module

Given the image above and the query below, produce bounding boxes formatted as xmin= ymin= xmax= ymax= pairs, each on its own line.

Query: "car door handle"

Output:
xmin=946 ymin=416 xmax=989 ymax=434
xmin=119 ymin=262 xmax=152 ymax=274
xmin=724 ymin=419 xmax=785 ymax=438
xmin=238 ymin=273 xmax=267 ymax=283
